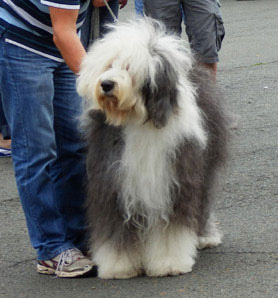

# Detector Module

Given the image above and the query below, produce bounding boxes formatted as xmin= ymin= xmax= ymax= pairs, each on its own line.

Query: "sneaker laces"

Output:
xmin=55 ymin=248 xmax=83 ymax=275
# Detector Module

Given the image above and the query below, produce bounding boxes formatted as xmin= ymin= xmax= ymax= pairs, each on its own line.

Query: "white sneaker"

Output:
xmin=37 ymin=248 xmax=95 ymax=278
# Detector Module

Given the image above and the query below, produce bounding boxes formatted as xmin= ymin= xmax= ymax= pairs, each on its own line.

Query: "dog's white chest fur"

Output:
xmin=119 ymin=91 xmax=207 ymax=225
xmin=120 ymin=123 xmax=176 ymax=223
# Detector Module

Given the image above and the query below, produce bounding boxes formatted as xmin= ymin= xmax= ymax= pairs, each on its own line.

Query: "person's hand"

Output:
xmin=119 ymin=0 xmax=128 ymax=9
xmin=92 ymin=0 xmax=110 ymax=8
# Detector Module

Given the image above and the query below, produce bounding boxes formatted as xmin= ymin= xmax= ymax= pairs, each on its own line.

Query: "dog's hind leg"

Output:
xmin=143 ymin=224 xmax=198 ymax=277
xmin=197 ymin=213 xmax=222 ymax=249
xmin=93 ymin=240 xmax=142 ymax=279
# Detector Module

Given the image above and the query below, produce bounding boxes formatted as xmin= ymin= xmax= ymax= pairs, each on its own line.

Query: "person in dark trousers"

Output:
xmin=143 ymin=0 xmax=225 ymax=77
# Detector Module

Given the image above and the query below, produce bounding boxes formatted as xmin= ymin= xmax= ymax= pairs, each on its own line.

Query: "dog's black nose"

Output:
xmin=101 ymin=80 xmax=115 ymax=93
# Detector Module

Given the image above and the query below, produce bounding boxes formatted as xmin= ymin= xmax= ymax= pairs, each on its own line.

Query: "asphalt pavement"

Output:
xmin=0 ymin=0 xmax=277 ymax=297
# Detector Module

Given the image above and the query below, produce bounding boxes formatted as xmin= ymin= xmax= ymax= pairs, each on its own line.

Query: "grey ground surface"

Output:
xmin=0 ymin=0 xmax=277 ymax=297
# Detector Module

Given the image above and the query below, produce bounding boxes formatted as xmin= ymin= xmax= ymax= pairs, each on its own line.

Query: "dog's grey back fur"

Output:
xmin=85 ymin=64 xmax=229 ymax=251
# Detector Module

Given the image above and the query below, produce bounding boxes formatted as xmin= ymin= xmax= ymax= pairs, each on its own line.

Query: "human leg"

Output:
xmin=181 ymin=0 xmax=225 ymax=74
xmin=51 ymin=62 xmax=88 ymax=252
xmin=143 ymin=0 xmax=182 ymax=35
xmin=0 ymin=37 xmax=86 ymax=260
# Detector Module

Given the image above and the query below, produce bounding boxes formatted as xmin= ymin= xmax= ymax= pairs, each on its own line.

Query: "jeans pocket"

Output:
xmin=215 ymin=13 xmax=225 ymax=51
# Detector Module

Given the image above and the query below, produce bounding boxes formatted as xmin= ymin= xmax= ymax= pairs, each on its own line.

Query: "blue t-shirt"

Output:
xmin=0 ymin=0 xmax=90 ymax=61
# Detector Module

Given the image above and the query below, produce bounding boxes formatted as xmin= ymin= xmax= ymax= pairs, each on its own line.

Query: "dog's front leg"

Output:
xmin=93 ymin=241 xmax=142 ymax=279
xmin=143 ymin=224 xmax=198 ymax=277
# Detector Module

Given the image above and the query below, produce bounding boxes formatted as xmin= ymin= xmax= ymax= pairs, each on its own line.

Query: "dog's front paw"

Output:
xmin=94 ymin=242 xmax=142 ymax=279
xmin=98 ymin=267 xmax=141 ymax=279
xmin=145 ymin=253 xmax=195 ymax=277
xmin=145 ymin=260 xmax=194 ymax=277
xmin=144 ymin=226 xmax=197 ymax=277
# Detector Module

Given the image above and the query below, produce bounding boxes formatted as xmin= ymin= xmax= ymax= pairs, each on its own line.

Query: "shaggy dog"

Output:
xmin=77 ymin=18 xmax=229 ymax=279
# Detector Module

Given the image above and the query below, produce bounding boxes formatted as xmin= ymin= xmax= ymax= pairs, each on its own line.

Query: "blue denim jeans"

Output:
xmin=0 ymin=29 xmax=87 ymax=260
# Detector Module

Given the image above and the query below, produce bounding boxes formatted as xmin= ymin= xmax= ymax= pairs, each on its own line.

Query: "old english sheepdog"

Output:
xmin=77 ymin=18 xmax=229 ymax=279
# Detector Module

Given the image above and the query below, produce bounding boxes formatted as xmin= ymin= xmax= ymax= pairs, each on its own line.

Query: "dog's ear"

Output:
xmin=142 ymin=54 xmax=178 ymax=128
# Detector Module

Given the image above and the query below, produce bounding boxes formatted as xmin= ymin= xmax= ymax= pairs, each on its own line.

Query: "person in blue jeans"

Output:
xmin=0 ymin=0 xmax=127 ymax=278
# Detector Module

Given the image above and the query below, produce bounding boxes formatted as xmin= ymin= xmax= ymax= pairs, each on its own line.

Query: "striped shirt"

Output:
xmin=0 ymin=0 xmax=90 ymax=61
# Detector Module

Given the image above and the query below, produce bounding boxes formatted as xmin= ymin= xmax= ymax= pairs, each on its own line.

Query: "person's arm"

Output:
xmin=49 ymin=7 xmax=86 ymax=74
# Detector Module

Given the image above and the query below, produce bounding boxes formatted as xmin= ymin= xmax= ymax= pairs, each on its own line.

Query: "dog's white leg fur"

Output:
xmin=93 ymin=241 xmax=142 ymax=279
xmin=143 ymin=225 xmax=198 ymax=277
xmin=198 ymin=216 xmax=223 ymax=249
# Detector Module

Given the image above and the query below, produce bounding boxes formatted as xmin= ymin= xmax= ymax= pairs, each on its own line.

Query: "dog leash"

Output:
xmin=103 ymin=0 xmax=118 ymax=23
xmin=90 ymin=0 xmax=118 ymax=43
xmin=91 ymin=7 xmax=99 ymax=41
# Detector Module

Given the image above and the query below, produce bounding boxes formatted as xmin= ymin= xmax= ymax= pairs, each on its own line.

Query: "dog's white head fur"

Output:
xmin=77 ymin=18 xmax=196 ymax=128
